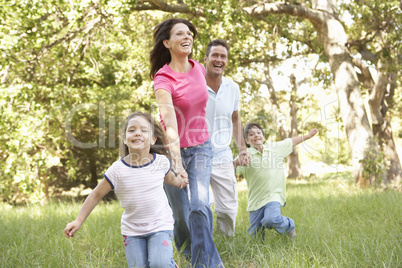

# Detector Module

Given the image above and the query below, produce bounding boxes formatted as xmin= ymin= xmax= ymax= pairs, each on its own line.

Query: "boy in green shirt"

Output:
xmin=235 ymin=123 xmax=318 ymax=239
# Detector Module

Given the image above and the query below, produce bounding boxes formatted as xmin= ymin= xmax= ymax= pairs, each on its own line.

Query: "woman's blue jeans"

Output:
xmin=164 ymin=140 xmax=223 ymax=268
xmin=123 ymin=230 xmax=175 ymax=268
xmin=248 ymin=201 xmax=295 ymax=238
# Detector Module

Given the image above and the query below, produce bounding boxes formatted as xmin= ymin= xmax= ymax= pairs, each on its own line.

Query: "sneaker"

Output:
xmin=288 ymin=228 xmax=296 ymax=240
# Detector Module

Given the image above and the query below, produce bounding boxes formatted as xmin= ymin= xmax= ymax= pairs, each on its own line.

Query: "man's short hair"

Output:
xmin=206 ymin=39 xmax=230 ymax=57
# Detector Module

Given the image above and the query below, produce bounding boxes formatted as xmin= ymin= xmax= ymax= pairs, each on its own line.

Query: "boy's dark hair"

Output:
xmin=244 ymin=123 xmax=264 ymax=147
xmin=205 ymin=39 xmax=230 ymax=57
xmin=122 ymin=112 xmax=169 ymax=157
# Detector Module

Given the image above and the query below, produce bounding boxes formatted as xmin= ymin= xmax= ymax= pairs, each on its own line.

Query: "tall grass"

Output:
xmin=1 ymin=173 xmax=401 ymax=267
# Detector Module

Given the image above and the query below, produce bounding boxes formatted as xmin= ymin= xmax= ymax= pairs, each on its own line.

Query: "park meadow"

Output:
xmin=2 ymin=1 xmax=402 ymax=267
xmin=1 ymin=172 xmax=401 ymax=268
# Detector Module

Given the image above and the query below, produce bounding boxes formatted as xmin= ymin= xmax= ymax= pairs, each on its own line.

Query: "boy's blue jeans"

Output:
xmin=164 ymin=139 xmax=223 ymax=268
xmin=248 ymin=201 xmax=295 ymax=237
xmin=123 ymin=230 xmax=175 ymax=268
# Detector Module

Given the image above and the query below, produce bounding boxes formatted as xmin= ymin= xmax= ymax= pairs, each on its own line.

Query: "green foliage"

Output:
xmin=340 ymin=0 xmax=402 ymax=112
xmin=359 ymin=138 xmax=391 ymax=186
xmin=317 ymin=106 xmax=350 ymax=166
xmin=320 ymin=136 xmax=351 ymax=166
xmin=341 ymin=0 xmax=402 ymax=68
xmin=0 ymin=1 xmax=161 ymax=203
xmin=1 ymin=0 xmax=401 ymax=202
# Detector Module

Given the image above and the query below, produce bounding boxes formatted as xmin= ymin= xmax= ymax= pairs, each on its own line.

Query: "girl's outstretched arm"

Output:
xmin=64 ymin=178 xmax=112 ymax=238
xmin=164 ymin=170 xmax=189 ymax=189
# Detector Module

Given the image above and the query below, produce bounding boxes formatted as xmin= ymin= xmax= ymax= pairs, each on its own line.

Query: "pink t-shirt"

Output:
xmin=103 ymin=154 xmax=173 ymax=236
xmin=154 ymin=59 xmax=209 ymax=148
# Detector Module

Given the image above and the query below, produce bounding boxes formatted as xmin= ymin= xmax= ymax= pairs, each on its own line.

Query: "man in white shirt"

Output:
xmin=205 ymin=39 xmax=250 ymax=236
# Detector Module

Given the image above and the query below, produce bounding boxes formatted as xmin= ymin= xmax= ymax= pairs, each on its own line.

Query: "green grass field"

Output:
xmin=1 ymin=173 xmax=401 ymax=267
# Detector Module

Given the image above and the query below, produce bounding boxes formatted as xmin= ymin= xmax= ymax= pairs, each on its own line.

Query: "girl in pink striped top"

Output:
xmin=64 ymin=112 xmax=188 ymax=268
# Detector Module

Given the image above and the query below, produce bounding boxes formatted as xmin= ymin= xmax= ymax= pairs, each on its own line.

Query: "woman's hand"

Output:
xmin=174 ymin=163 xmax=188 ymax=182
xmin=165 ymin=168 xmax=188 ymax=189
xmin=178 ymin=175 xmax=189 ymax=189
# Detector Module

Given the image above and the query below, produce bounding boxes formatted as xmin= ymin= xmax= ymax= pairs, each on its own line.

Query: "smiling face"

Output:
xmin=123 ymin=116 xmax=157 ymax=153
xmin=205 ymin=45 xmax=228 ymax=77
xmin=163 ymin=23 xmax=193 ymax=57
xmin=246 ymin=126 xmax=265 ymax=148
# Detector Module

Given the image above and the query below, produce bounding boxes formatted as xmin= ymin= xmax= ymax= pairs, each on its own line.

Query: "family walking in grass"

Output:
xmin=64 ymin=17 xmax=319 ymax=268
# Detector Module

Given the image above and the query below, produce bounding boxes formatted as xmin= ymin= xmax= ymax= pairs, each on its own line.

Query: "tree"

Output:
xmin=127 ymin=0 xmax=395 ymax=183
xmin=0 ymin=0 xmax=160 ymax=202
xmin=244 ymin=0 xmax=377 ymax=182
xmin=287 ymin=68 xmax=303 ymax=178
xmin=1 ymin=0 xmax=400 ymax=203
xmin=344 ymin=0 xmax=402 ymax=184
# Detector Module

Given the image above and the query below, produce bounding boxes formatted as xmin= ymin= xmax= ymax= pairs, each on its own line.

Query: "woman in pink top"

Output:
xmin=150 ymin=18 xmax=224 ymax=268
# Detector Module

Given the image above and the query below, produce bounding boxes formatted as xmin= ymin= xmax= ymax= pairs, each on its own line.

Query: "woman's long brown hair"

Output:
xmin=149 ymin=18 xmax=198 ymax=80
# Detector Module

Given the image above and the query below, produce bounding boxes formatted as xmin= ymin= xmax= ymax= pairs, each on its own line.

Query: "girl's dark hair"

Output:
xmin=205 ymin=39 xmax=230 ymax=57
xmin=122 ymin=112 xmax=169 ymax=157
xmin=244 ymin=123 xmax=264 ymax=147
xmin=149 ymin=18 xmax=198 ymax=79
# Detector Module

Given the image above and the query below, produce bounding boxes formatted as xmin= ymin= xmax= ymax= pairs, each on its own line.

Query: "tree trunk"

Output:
xmin=369 ymin=69 xmax=401 ymax=184
xmin=354 ymin=58 xmax=401 ymax=185
xmin=263 ymin=68 xmax=288 ymax=138
xmin=311 ymin=0 xmax=374 ymax=184
xmin=135 ymin=0 xmax=384 ymax=185
xmin=89 ymin=154 xmax=98 ymax=189
xmin=244 ymin=1 xmax=377 ymax=184
xmin=287 ymin=72 xmax=302 ymax=179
